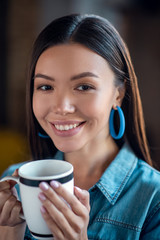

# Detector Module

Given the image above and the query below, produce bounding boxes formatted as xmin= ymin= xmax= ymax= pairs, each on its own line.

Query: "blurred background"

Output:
xmin=0 ymin=0 xmax=160 ymax=175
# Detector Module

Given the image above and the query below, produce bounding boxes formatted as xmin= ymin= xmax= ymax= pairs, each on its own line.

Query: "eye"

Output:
xmin=37 ymin=85 xmax=53 ymax=91
xmin=76 ymin=84 xmax=94 ymax=91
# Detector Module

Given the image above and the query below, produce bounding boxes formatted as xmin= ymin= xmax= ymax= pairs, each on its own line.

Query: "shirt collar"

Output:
xmin=54 ymin=143 xmax=138 ymax=205
xmin=54 ymin=150 xmax=64 ymax=160
xmin=95 ymin=142 xmax=138 ymax=205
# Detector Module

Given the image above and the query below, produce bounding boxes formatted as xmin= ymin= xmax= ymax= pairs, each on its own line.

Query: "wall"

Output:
xmin=0 ymin=0 xmax=160 ymax=174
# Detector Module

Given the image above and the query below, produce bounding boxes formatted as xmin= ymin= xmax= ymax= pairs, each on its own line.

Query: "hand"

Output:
xmin=0 ymin=169 xmax=25 ymax=227
xmin=39 ymin=181 xmax=90 ymax=240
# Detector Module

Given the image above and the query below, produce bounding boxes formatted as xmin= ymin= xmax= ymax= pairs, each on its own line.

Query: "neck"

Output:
xmin=64 ymin=136 xmax=119 ymax=190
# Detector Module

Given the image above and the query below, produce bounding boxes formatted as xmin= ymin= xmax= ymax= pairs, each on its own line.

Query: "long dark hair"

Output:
xmin=26 ymin=14 xmax=152 ymax=165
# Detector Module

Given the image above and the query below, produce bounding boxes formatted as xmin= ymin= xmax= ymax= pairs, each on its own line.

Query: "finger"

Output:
xmin=10 ymin=201 xmax=25 ymax=226
xmin=0 ymin=192 xmax=24 ymax=227
xmin=0 ymin=195 xmax=17 ymax=225
xmin=0 ymin=189 xmax=12 ymax=211
xmin=12 ymin=169 xmax=19 ymax=177
xmin=39 ymin=183 xmax=84 ymax=238
xmin=40 ymin=182 xmax=90 ymax=232
xmin=8 ymin=169 xmax=19 ymax=189
xmin=40 ymin=181 xmax=80 ymax=215
xmin=11 ymin=186 xmax=19 ymax=198
xmin=41 ymin=201 xmax=80 ymax=240
xmin=0 ymin=181 xmax=11 ymax=191
xmin=40 ymin=205 xmax=65 ymax=239
xmin=7 ymin=180 xmax=17 ymax=189
xmin=74 ymin=186 xmax=90 ymax=212
xmin=38 ymin=187 xmax=74 ymax=230
xmin=49 ymin=181 xmax=88 ymax=217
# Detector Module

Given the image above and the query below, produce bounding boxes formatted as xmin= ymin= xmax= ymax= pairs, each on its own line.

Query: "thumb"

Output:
xmin=12 ymin=168 xmax=19 ymax=177
xmin=8 ymin=168 xmax=19 ymax=188
xmin=74 ymin=186 xmax=90 ymax=212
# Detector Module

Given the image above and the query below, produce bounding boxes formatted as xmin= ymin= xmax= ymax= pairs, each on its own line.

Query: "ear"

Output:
xmin=113 ymin=83 xmax=126 ymax=109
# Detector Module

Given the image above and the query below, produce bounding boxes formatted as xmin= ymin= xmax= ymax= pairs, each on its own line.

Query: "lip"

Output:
xmin=50 ymin=121 xmax=85 ymax=137
xmin=51 ymin=120 xmax=83 ymax=125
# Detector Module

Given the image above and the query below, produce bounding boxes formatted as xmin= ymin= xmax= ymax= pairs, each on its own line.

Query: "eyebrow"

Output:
xmin=71 ymin=72 xmax=99 ymax=80
xmin=34 ymin=71 xmax=99 ymax=81
xmin=34 ymin=73 xmax=54 ymax=81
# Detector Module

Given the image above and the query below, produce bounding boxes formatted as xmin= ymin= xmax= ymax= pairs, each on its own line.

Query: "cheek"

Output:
xmin=79 ymin=93 xmax=113 ymax=121
xmin=32 ymin=95 xmax=47 ymax=120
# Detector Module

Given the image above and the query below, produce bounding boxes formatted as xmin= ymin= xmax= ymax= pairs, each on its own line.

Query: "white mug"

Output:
xmin=0 ymin=159 xmax=74 ymax=240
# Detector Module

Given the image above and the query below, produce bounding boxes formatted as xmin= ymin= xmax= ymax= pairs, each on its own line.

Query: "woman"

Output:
xmin=1 ymin=14 xmax=160 ymax=240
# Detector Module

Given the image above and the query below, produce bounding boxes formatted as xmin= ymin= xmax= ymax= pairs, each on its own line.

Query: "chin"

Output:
xmin=54 ymin=142 xmax=80 ymax=154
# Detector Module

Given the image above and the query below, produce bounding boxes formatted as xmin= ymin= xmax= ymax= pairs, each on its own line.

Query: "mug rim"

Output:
xmin=18 ymin=159 xmax=73 ymax=181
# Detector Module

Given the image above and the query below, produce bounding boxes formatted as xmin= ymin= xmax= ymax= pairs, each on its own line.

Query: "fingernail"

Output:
xmin=40 ymin=205 xmax=46 ymax=214
xmin=75 ymin=186 xmax=82 ymax=192
xmin=39 ymin=182 xmax=49 ymax=191
xmin=38 ymin=192 xmax=46 ymax=201
xmin=50 ymin=180 xmax=60 ymax=188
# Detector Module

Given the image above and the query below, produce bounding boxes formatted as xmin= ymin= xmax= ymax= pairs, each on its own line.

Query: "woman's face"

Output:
xmin=33 ymin=43 xmax=121 ymax=153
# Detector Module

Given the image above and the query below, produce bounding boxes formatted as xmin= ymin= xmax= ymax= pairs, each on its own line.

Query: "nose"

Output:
xmin=53 ymin=93 xmax=75 ymax=116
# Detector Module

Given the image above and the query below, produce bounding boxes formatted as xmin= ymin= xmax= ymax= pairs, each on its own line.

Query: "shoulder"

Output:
xmin=136 ymin=159 xmax=160 ymax=190
xmin=118 ymin=143 xmax=160 ymax=220
xmin=0 ymin=162 xmax=28 ymax=178
xmin=122 ymin=143 xmax=160 ymax=192
xmin=135 ymin=162 xmax=160 ymax=238
xmin=131 ymin=158 xmax=160 ymax=224
xmin=127 ymin=153 xmax=160 ymax=204
xmin=137 ymin=160 xmax=160 ymax=209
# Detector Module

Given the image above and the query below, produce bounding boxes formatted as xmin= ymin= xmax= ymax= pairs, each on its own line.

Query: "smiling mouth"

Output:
xmin=54 ymin=123 xmax=80 ymax=131
xmin=54 ymin=123 xmax=82 ymax=131
xmin=50 ymin=121 xmax=85 ymax=137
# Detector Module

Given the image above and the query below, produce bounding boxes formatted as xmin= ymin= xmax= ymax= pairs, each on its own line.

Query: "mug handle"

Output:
xmin=0 ymin=176 xmax=25 ymax=220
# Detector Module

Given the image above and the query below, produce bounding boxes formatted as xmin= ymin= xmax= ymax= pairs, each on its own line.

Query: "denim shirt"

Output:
xmin=1 ymin=143 xmax=160 ymax=240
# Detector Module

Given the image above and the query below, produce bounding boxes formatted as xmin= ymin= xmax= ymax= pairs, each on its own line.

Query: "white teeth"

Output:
xmin=55 ymin=123 xmax=80 ymax=131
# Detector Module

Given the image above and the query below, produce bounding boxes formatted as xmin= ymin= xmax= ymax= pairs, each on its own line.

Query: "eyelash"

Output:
xmin=76 ymin=84 xmax=95 ymax=91
xmin=37 ymin=85 xmax=53 ymax=91
xmin=36 ymin=84 xmax=95 ymax=92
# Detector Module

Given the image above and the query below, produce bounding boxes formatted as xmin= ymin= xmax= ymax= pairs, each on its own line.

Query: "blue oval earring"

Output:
xmin=38 ymin=132 xmax=50 ymax=139
xmin=109 ymin=106 xmax=125 ymax=139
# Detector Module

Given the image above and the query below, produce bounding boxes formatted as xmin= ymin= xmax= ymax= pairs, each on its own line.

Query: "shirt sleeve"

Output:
xmin=1 ymin=162 xmax=27 ymax=178
xmin=140 ymin=203 xmax=160 ymax=239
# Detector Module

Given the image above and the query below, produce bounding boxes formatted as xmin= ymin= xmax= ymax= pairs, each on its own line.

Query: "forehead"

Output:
xmin=35 ymin=43 xmax=114 ymax=79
